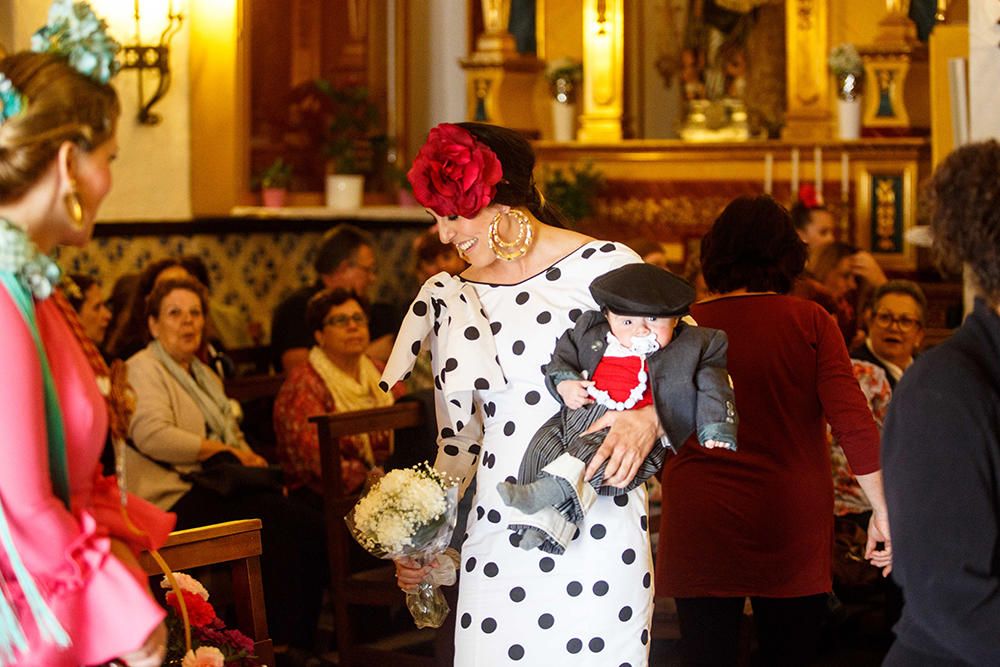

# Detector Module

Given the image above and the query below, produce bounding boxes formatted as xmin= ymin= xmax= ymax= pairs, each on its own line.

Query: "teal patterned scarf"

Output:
xmin=0 ymin=219 xmax=70 ymax=504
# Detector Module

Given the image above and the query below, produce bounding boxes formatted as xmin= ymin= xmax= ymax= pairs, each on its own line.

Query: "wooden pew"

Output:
xmin=139 ymin=519 xmax=274 ymax=666
xmin=310 ymin=402 xmax=435 ymax=667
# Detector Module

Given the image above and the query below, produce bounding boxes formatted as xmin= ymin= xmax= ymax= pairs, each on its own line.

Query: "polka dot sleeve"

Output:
xmin=380 ymin=272 xmax=507 ymax=492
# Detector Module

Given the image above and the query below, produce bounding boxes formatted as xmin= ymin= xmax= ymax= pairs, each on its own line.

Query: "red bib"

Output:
xmin=591 ymin=355 xmax=653 ymax=408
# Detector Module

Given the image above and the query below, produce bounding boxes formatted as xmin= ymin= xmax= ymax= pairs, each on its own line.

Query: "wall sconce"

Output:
xmin=120 ymin=0 xmax=183 ymax=125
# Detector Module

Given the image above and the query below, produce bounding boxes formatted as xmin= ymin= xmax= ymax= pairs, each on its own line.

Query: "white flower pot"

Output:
xmin=838 ymin=98 xmax=862 ymax=140
xmin=551 ymin=101 xmax=577 ymax=142
xmin=325 ymin=174 xmax=364 ymax=210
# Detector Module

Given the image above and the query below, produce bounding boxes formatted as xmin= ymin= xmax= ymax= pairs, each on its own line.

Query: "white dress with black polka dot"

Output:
xmin=449 ymin=242 xmax=653 ymax=665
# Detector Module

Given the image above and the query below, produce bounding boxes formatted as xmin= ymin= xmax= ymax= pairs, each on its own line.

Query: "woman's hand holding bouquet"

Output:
xmin=347 ymin=464 xmax=460 ymax=628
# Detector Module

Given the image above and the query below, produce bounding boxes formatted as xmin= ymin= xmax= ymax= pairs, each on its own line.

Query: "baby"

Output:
xmin=497 ymin=263 xmax=737 ymax=553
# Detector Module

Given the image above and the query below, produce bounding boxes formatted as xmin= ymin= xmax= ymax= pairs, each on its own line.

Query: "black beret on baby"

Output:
xmin=590 ymin=263 xmax=695 ymax=317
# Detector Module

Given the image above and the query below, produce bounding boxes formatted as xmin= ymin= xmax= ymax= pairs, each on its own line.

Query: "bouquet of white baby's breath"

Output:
xmin=347 ymin=463 xmax=460 ymax=628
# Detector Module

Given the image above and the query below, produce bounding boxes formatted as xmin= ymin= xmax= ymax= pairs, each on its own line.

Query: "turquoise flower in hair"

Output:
xmin=0 ymin=73 xmax=25 ymax=124
xmin=31 ymin=0 xmax=121 ymax=85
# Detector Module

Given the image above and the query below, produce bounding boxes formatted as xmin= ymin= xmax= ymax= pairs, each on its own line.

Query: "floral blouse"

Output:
xmin=273 ymin=360 xmax=400 ymax=495
xmin=831 ymin=359 xmax=892 ymax=515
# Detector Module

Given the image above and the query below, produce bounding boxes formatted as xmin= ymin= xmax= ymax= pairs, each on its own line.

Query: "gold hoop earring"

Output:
xmin=488 ymin=209 xmax=534 ymax=261
xmin=64 ymin=180 xmax=84 ymax=231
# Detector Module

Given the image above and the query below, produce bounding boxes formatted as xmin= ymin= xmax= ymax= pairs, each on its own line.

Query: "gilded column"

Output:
xmin=782 ymin=0 xmax=832 ymax=141
xmin=578 ymin=0 xmax=624 ymax=142
xmin=460 ymin=0 xmax=542 ymax=129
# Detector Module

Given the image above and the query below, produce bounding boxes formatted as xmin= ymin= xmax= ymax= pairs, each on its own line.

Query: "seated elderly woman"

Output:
xmin=851 ymin=280 xmax=927 ymax=388
xmin=125 ymin=276 xmax=326 ymax=658
xmin=274 ymin=288 xmax=405 ymax=503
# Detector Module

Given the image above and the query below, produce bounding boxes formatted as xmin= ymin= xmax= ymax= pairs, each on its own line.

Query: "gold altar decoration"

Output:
xmin=782 ymin=0 xmax=832 ymax=140
xmin=533 ymin=139 xmax=929 ymax=272
xmin=578 ymin=0 xmax=625 ymax=142
xmin=858 ymin=1 xmax=929 ymax=133
xmin=854 ymin=159 xmax=918 ymax=270
xmin=679 ymin=100 xmax=750 ymax=142
xmin=460 ymin=0 xmax=543 ymax=129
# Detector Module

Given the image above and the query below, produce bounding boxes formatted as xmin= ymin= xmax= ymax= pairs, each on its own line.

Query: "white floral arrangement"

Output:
xmin=351 ymin=463 xmax=458 ymax=555
xmin=160 ymin=571 xmax=210 ymax=600
xmin=347 ymin=463 xmax=460 ymax=629
xmin=828 ymin=43 xmax=864 ymax=78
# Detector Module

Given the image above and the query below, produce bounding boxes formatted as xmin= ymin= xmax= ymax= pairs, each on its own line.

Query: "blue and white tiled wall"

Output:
xmin=55 ymin=226 xmax=425 ymax=342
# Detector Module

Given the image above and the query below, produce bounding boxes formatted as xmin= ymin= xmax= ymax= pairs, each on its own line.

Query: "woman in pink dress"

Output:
xmin=0 ymin=4 xmax=174 ymax=664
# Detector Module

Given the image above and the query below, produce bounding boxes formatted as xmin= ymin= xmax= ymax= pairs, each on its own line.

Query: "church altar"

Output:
xmin=534 ymin=138 xmax=931 ymax=272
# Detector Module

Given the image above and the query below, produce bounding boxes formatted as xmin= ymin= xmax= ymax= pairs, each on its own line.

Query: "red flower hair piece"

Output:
xmin=797 ymin=183 xmax=823 ymax=208
xmin=407 ymin=123 xmax=504 ymax=218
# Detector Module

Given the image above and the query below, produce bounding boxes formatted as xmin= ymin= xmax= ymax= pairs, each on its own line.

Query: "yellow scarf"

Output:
xmin=308 ymin=346 xmax=394 ymax=466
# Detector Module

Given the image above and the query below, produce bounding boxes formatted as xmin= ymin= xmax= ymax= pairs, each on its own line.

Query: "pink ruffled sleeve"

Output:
xmin=90 ymin=472 xmax=175 ymax=558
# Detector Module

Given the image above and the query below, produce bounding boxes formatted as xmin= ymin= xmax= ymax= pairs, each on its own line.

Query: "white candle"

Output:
xmin=790 ymin=148 xmax=800 ymax=199
xmin=814 ymin=146 xmax=823 ymax=202
xmin=841 ymin=152 xmax=850 ymax=201
xmin=764 ymin=152 xmax=773 ymax=195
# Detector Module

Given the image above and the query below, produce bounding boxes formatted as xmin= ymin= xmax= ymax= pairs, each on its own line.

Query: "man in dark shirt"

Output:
xmin=270 ymin=224 xmax=398 ymax=371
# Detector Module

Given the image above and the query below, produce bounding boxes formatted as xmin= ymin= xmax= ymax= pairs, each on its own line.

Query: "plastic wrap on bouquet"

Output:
xmin=345 ymin=465 xmax=460 ymax=628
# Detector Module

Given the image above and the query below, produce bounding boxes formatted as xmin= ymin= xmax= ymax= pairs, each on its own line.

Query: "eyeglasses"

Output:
xmin=324 ymin=313 xmax=368 ymax=329
xmin=872 ymin=311 xmax=921 ymax=332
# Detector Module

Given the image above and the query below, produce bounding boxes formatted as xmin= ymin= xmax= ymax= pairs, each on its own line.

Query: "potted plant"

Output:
xmin=545 ymin=58 xmax=583 ymax=142
xmin=828 ymin=43 xmax=864 ymax=140
xmin=315 ymin=80 xmax=380 ymax=209
xmin=541 ymin=162 xmax=605 ymax=226
xmin=255 ymin=158 xmax=292 ymax=208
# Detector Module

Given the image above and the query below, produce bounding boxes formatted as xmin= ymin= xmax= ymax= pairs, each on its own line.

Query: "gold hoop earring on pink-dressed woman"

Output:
xmin=64 ymin=179 xmax=84 ymax=231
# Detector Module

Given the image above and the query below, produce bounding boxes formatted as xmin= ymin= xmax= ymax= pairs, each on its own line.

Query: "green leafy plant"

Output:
xmin=544 ymin=58 xmax=583 ymax=86
xmin=315 ymin=80 xmax=380 ymax=175
xmin=255 ymin=158 xmax=293 ymax=190
xmin=541 ymin=162 xmax=605 ymax=223
xmin=545 ymin=58 xmax=583 ymax=103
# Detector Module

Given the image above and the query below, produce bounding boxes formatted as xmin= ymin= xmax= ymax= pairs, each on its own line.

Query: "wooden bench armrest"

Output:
xmin=139 ymin=519 xmax=263 ymax=575
xmin=308 ymin=401 xmax=423 ymax=437
xmin=139 ymin=519 xmax=273 ymax=665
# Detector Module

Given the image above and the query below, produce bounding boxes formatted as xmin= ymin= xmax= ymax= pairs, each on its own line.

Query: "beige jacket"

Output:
xmin=125 ymin=347 xmax=236 ymax=509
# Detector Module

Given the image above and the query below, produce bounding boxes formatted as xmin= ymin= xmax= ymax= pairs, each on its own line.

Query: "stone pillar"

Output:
xmin=969 ymin=0 xmax=1000 ymax=140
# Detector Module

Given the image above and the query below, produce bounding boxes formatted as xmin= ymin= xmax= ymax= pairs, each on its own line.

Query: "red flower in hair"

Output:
xmin=407 ymin=124 xmax=503 ymax=218
xmin=798 ymin=183 xmax=823 ymax=208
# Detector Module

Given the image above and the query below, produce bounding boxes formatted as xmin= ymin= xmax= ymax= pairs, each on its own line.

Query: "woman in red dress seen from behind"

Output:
xmin=657 ymin=196 xmax=892 ymax=665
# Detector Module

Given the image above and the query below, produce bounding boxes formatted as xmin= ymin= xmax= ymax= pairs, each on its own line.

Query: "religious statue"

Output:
xmin=658 ymin=0 xmax=784 ymax=141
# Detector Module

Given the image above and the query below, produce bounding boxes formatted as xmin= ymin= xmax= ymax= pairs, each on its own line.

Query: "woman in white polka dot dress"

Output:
xmin=384 ymin=123 xmax=662 ymax=666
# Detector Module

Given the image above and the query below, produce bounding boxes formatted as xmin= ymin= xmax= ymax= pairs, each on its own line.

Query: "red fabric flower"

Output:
xmin=407 ymin=123 xmax=503 ymax=218
xmin=798 ymin=183 xmax=823 ymax=208
xmin=166 ymin=590 xmax=218 ymax=628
